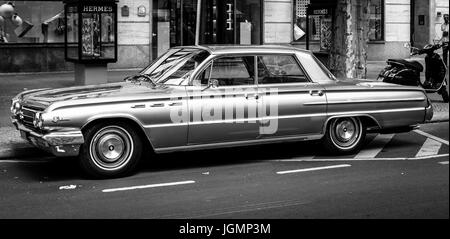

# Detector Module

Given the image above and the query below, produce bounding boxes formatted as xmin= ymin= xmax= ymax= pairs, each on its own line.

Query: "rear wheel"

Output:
xmin=79 ymin=122 xmax=142 ymax=178
xmin=322 ymin=117 xmax=366 ymax=155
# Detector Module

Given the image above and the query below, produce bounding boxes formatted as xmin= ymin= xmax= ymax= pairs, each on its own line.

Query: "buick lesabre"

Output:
xmin=11 ymin=45 xmax=434 ymax=177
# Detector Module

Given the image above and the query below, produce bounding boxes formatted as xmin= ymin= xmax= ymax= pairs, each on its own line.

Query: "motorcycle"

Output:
xmin=377 ymin=41 xmax=449 ymax=102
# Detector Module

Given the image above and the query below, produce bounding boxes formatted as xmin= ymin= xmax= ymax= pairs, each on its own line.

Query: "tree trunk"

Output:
xmin=329 ymin=0 xmax=371 ymax=79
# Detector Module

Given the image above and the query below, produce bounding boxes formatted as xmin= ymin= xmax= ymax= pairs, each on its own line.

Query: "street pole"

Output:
xmin=195 ymin=0 xmax=201 ymax=45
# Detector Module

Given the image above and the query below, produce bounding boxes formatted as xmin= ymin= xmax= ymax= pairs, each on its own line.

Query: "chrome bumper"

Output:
xmin=12 ymin=118 xmax=84 ymax=157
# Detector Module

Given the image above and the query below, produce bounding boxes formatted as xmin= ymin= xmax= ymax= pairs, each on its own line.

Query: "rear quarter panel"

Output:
xmin=322 ymin=82 xmax=428 ymax=129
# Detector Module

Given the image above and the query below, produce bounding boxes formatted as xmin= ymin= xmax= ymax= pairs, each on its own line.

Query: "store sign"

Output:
xmin=137 ymin=5 xmax=146 ymax=17
xmin=82 ymin=5 xmax=113 ymax=13
xmin=121 ymin=5 xmax=129 ymax=17
xmin=310 ymin=8 xmax=329 ymax=15
xmin=226 ymin=3 xmax=233 ymax=31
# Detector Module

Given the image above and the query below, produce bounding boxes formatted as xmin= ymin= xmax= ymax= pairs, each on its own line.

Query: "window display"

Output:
xmin=64 ymin=1 xmax=117 ymax=63
xmin=0 ymin=1 xmax=64 ymax=43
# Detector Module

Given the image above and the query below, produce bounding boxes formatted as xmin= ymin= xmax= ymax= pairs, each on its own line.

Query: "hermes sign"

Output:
xmin=83 ymin=5 xmax=113 ymax=13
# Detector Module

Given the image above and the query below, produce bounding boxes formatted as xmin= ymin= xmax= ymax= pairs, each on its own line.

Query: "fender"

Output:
xmin=82 ymin=113 xmax=156 ymax=150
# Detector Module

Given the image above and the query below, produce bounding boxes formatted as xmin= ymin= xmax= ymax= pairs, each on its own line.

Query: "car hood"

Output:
xmin=19 ymin=82 xmax=180 ymax=110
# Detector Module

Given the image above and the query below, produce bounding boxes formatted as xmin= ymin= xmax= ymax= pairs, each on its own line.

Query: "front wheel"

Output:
xmin=79 ymin=122 xmax=143 ymax=178
xmin=322 ymin=117 xmax=366 ymax=155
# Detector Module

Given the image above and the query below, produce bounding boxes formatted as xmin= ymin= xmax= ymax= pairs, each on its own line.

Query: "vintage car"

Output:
xmin=11 ymin=45 xmax=434 ymax=178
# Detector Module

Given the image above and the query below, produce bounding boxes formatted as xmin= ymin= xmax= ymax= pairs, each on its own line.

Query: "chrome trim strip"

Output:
xmin=143 ymin=113 xmax=328 ymax=129
xmin=144 ymin=107 xmax=424 ymax=129
xmin=328 ymin=107 xmax=424 ymax=116
xmin=154 ymin=134 xmax=324 ymax=153
xmin=304 ymin=98 xmax=426 ymax=106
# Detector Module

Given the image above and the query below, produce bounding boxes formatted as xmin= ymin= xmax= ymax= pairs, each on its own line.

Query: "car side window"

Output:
xmin=257 ymin=55 xmax=308 ymax=84
xmin=196 ymin=56 xmax=255 ymax=86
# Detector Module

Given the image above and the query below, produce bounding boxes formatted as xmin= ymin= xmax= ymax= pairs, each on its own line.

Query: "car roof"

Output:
xmin=173 ymin=44 xmax=311 ymax=55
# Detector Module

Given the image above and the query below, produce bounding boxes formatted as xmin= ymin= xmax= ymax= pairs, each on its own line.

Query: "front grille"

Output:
xmin=19 ymin=106 xmax=41 ymax=129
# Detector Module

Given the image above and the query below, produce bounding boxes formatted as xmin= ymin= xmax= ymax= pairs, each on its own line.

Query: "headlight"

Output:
xmin=10 ymin=99 xmax=21 ymax=115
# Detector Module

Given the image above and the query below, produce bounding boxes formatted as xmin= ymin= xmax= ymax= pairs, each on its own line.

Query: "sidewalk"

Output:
xmin=0 ymin=69 xmax=448 ymax=159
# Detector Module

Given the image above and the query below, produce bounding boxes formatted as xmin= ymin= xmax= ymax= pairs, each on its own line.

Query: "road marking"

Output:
xmin=0 ymin=160 xmax=51 ymax=163
xmin=276 ymin=164 xmax=351 ymax=175
xmin=102 ymin=180 xmax=196 ymax=193
xmin=415 ymin=138 xmax=442 ymax=157
xmin=274 ymin=153 xmax=449 ymax=162
xmin=277 ymin=156 xmax=315 ymax=162
xmin=355 ymin=134 xmax=394 ymax=158
xmin=438 ymin=161 xmax=449 ymax=165
xmin=414 ymin=130 xmax=449 ymax=146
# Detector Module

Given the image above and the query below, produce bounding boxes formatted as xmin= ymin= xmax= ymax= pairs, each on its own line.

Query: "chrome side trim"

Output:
xmin=144 ymin=107 xmax=423 ymax=129
xmin=143 ymin=113 xmax=328 ymax=129
xmin=304 ymin=97 xmax=426 ymax=106
xmin=154 ymin=134 xmax=324 ymax=153
xmin=328 ymin=107 xmax=424 ymax=116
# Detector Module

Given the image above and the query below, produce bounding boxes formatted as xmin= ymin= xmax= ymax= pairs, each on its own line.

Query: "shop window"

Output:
xmin=0 ymin=1 xmax=65 ymax=44
xmin=369 ymin=0 xmax=384 ymax=41
xmin=293 ymin=0 xmax=321 ymax=43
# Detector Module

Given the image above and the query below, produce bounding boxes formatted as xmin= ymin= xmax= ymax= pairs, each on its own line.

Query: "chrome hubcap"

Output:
xmin=99 ymin=134 xmax=125 ymax=162
xmin=89 ymin=126 xmax=134 ymax=171
xmin=331 ymin=118 xmax=361 ymax=149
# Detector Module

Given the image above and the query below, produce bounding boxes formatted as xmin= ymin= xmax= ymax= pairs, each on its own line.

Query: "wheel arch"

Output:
xmin=322 ymin=114 xmax=381 ymax=134
xmin=81 ymin=115 xmax=155 ymax=153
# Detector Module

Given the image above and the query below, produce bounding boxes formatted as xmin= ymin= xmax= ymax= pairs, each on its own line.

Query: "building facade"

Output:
xmin=0 ymin=0 xmax=448 ymax=77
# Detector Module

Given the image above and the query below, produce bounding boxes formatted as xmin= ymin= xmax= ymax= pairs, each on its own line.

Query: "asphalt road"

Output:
xmin=0 ymin=122 xmax=448 ymax=219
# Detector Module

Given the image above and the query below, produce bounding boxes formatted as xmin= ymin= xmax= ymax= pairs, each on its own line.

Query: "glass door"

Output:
xmin=152 ymin=0 xmax=198 ymax=58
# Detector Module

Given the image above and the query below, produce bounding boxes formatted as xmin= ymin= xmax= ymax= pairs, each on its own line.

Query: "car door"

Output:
xmin=187 ymin=55 xmax=260 ymax=145
xmin=256 ymin=54 xmax=327 ymax=138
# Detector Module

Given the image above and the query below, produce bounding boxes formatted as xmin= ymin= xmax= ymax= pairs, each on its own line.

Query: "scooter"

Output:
xmin=377 ymin=41 xmax=449 ymax=102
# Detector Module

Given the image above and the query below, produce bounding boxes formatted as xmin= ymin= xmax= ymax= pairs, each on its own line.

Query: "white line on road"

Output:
xmin=438 ymin=161 xmax=449 ymax=165
xmin=274 ymin=153 xmax=449 ymax=162
xmin=414 ymin=130 xmax=449 ymax=146
xmin=355 ymin=134 xmax=394 ymax=158
xmin=276 ymin=164 xmax=351 ymax=175
xmin=102 ymin=180 xmax=196 ymax=193
xmin=0 ymin=159 xmax=51 ymax=163
xmin=415 ymin=138 xmax=442 ymax=157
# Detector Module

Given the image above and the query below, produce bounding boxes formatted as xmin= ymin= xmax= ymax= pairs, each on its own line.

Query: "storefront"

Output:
xmin=0 ymin=0 xmax=71 ymax=72
xmin=151 ymin=0 xmax=264 ymax=57
xmin=5 ymin=0 xmax=433 ymax=76
xmin=1 ymin=0 xmax=288 ymax=73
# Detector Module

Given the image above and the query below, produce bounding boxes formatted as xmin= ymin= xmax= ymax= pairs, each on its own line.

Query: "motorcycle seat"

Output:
xmin=387 ymin=59 xmax=423 ymax=72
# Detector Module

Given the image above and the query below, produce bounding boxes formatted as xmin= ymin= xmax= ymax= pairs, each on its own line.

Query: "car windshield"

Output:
xmin=139 ymin=48 xmax=210 ymax=85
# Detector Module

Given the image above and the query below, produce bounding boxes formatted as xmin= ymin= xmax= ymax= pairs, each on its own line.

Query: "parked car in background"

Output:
xmin=11 ymin=45 xmax=433 ymax=178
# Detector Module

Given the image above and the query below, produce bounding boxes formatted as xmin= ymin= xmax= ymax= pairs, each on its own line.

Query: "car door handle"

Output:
xmin=309 ymin=90 xmax=324 ymax=96
xmin=168 ymin=102 xmax=182 ymax=106
xmin=150 ymin=103 xmax=165 ymax=107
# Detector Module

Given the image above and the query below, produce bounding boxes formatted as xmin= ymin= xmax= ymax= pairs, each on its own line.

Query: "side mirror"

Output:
xmin=202 ymin=79 xmax=219 ymax=91
xmin=209 ymin=79 xmax=219 ymax=88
